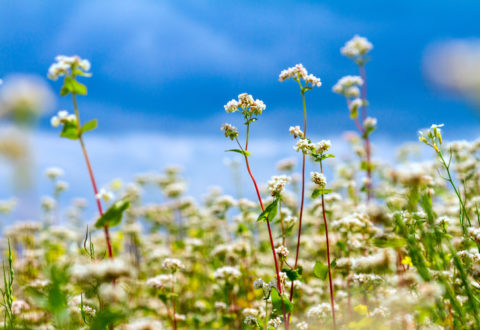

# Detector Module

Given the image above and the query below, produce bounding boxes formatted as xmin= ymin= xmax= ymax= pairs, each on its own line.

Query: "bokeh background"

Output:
xmin=1 ymin=0 xmax=480 ymax=219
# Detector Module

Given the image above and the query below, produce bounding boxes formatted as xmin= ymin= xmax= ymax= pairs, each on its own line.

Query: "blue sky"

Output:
xmin=1 ymin=0 xmax=480 ymax=136
xmin=1 ymin=0 xmax=480 ymax=218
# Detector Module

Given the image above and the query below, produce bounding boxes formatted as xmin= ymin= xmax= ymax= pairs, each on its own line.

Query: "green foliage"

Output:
xmin=95 ymin=199 xmax=130 ymax=228
xmin=271 ymin=289 xmax=293 ymax=314
xmin=311 ymin=188 xmax=332 ymax=199
xmin=60 ymin=76 xmax=88 ymax=96
xmin=257 ymin=197 xmax=279 ymax=223
xmin=313 ymin=261 xmax=329 ymax=280
xmin=225 ymin=149 xmax=251 ymax=157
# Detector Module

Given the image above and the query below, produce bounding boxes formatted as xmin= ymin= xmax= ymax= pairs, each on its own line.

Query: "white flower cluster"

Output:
xmin=45 ymin=167 xmax=64 ymax=180
xmin=289 ymin=125 xmax=304 ymax=139
xmin=468 ymin=227 xmax=480 ymax=243
xmin=96 ymin=188 xmax=114 ymax=203
xmin=268 ymin=316 xmax=283 ymax=329
xmin=279 ymin=64 xmax=322 ymax=87
xmin=50 ymin=110 xmax=76 ymax=128
xmin=349 ymin=98 xmax=366 ymax=118
xmin=71 ymin=259 xmax=132 ymax=283
xmin=162 ymin=258 xmax=184 ymax=272
xmin=341 ymin=35 xmax=373 ymax=59
xmin=221 ymin=123 xmax=239 ymax=140
xmin=275 ymin=245 xmax=289 ymax=258
xmin=213 ymin=266 xmax=241 ymax=282
xmin=267 ymin=175 xmax=291 ymax=196
xmin=316 ymin=140 xmax=331 ymax=153
xmin=332 ymin=75 xmax=364 ymax=98
xmin=311 ymin=172 xmax=327 ymax=189
xmin=146 ymin=274 xmax=173 ymax=290
xmin=363 ymin=117 xmax=377 ymax=130
xmin=306 ymin=303 xmax=333 ymax=320
xmin=294 ymin=139 xmax=315 ymax=154
xmin=244 ymin=315 xmax=259 ymax=326
xmin=224 ymin=93 xmax=266 ymax=116
xmin=12 ymin=300 xmax=30 ymax=315
xmin=48 ymin=55 xmax=91 ymax=81
xmin=419 ymin=124 xmax=444 ymax=151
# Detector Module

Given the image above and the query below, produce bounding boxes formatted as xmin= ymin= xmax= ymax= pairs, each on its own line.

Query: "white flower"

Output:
xmin=341 ymin=35 xmax=373 ymax=59
xmin=11 ymin=300 xmax=30 ymax=315
xmin=162 ymin=258 xmax=184 ymax=272
xmin=224 ymin=99 xmax=239 ymax=113
xmin=289 ymin=125 xmax=304 ymax=139
xmin=279 ymin=64 xmax=321 ymax=88
xmin=332 ymin=75 xmax=364 ymax=98
xmin=45 ymin=167 xmax=64 ymax=180
xmin=363 ymin=117 xmax=377 ymax=130
xmin=267 ymin=316 xmax=283 ymax=329
xmin=253 ymin=278 xmax=265 ymax=289
xmin=95 ymin=188 xmax=114 ymax=203
xmin=221 ymin=123 xmax=239 ymax=140
xmin=311 ymin=172 xmax=327 ymax=189
xmin=267 ymin=175 xmax=291 ymax=197
xmin=213 ymin=266 xmax=241 ymax=282
xmin=147 ymin=274 xmax=173 ymax=290
xmin=294 ymin=139 xmax=315 ymax=154
xmin=315 ymin=140 xmax=331 ymax=153
xmin=48 ymin=55 xmax=91 ymax=81
xmin=275 ymin=245 xmax=289 ymax=258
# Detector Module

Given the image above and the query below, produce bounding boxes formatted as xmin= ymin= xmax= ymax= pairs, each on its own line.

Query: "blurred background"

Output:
xmin=1 ymin=0 xmax=480 ymax=220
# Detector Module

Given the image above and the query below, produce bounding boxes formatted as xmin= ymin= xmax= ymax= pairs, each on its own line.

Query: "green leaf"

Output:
xmin=271 ymin=289 xmax=293 ymax=314
xmin=257 ymin=197 xmax=279 ymax=222
xmin=373 ymin=237 xmax=406 ymax=248
xmin=311 ymin=188 xmax=332 ymax=199
xmin=60 ymin=120 xmax=79 ymax=140
xmin=282 ymin=267 xmax=302 ymax=281
xmin=320 ymin=154 xmax=335 ymax=160
xmin=225 ymin=149 xmax=251 ymax=157
xmin=60 ymin=76 xmax=88 ymax=96
xmin=331 ymin=259 xmax=337 ymax=268
xmin=313 ymin=261 xmax=329 ymax=280
xmin=95 ymin=199 xmax=130 ymax=229
xmin=81 ymin=119 xmax=98 ymax=134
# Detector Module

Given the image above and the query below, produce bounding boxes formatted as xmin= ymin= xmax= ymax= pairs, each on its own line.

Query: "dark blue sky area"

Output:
xmin=1 ymin=0 xmax=480 ymax=140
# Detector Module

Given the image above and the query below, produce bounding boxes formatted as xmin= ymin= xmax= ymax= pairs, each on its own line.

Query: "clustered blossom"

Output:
xmin=47 ymin=55 xmax=91 ymax=81
xmin=349 ymin=98 xmax=365 ymax=118
xmin=289 ymin=125 xmax=304 ymax=139
xmin=332 ymin=75 xmax=364 ymax=98
xmin=95 ymin=188 xmax=114 ymax=203
xmin=341 ymin=35 xmax=373 ymax=59
xmin=275 ymin=245 xmax=289 ymax=259
xmin=294 ymin=138 xmax=315 ymax=154
xmin=162 ymin=258 xmax=184 ymax=272
xmin=419 ymin=124 xmax=444 ymax=152
xmin=311 ymin=171 xmax=327 ymax=189
xmin=279 ymin=64 xmax=322 ymax=87
xmin=315 ymin=140 xmax=331 ymax=154
xmin=213 ymin=266 xmax=241 ymax=282
xmin=147 ymin=274 xmax=173 ymax=290
xmin=268 ymin=316 xmax=283 ymax=329
xmin=221 ymin=123 xmax=239 ymax=140
xmin=267 ymin=175 xmax=291 ymax=196
xmin=45 ymin=167 xmax=64 ymax=180
xmin=363 ymin=117 xmax=377 ymax=131
xmin=224 ymin=93 xmax=266 ymax=116
xmin=50 ymin=110 xmax=76 ymax=128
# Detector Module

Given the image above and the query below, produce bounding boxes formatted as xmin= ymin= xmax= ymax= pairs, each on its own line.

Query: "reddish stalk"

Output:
xmin=73 ymin=94 xmax=114 ymax=259
xmin=237 ymin=132 xmax=288 ymax=329
xmin=359 ymin=65 xmax=372 ymax=201
xmin=320 ymin=164 xmax=336 ymax=329
xmin=289 ymin=89 xmax=307 ymax=308
xmin=243 ymin=153 xmax=288 ymax=329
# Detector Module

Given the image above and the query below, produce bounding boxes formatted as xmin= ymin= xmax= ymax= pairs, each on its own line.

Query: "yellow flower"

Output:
xmin=354 ymin=304 xmax=368 ymax=316
xmin=402 ymin=256 xmax=413 ymax=267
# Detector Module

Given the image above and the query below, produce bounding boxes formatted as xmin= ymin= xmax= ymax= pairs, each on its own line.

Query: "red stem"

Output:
xmin=242 ymin=154 xmax=288 ymax=329
xmin=79 ymin=137 xmax=114 ymax=259
xmin=321 ymin=193 xmax=336 ymax=329
xmin=359 ymin=65 xmax=372 ymax=202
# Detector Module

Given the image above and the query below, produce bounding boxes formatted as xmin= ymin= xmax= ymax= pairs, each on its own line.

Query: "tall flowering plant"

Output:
xmin=333 ymin=35 xmax=376 ymax=201
xmin=48 ymin=55 xmax=129 ymax=259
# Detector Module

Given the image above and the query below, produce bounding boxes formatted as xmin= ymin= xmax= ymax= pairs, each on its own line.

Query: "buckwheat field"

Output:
xmin=1 ymin=3 xmax=480 ymax=330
